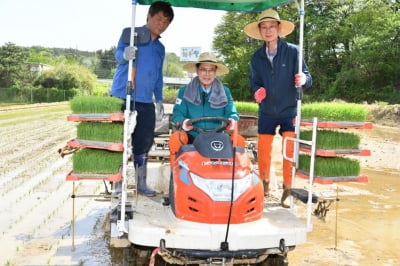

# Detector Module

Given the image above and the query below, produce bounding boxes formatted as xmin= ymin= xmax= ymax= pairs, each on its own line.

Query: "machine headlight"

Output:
xmin=191 ymin=172 xmax=252 ymax=201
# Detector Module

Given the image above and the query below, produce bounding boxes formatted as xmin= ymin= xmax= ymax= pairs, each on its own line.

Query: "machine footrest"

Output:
xmin=290 ymin=188 xmax=318 ymax=204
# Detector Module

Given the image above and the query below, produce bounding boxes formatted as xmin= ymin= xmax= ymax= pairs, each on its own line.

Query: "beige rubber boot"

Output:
xmin=281 ymin=184 xmax=291 ymax=208
xmin=263 ymin=180 xmax=270 ymax=197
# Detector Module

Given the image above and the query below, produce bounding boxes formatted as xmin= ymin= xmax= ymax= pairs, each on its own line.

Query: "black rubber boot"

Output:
xmin=134 ymin=154 xmax=156 ymax=197
xmin=281 ymin=184 xmax=291 ymax=208
xmin=263 ymin=180 xmax=270 ymax=197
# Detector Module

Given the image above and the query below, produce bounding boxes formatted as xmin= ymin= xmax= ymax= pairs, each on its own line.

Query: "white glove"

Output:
xmin=226 ymin=118 xmax=236 ymax=131
xmin=182 ymin=119 xmax=193 ymax=131
xmin=123 ymin=46 xmax=136 ymax=61
xmin=155 ymin=101 xmax=164 ymax=121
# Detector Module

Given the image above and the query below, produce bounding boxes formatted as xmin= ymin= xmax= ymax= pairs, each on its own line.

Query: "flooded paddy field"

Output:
xmin=0 ymin=103 xmax=398 ymax=265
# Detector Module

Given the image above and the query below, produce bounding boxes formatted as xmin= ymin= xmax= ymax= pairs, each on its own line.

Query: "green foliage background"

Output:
xmin=0 ymin=0 xmax=398 ymax=104
xmin=213 ymin=0 xmax=399 ymax=104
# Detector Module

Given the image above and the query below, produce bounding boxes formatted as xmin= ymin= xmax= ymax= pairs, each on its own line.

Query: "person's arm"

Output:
xmin=223 ymin=87 xmax=240 ymax=121
xmin=249 ymin=59 xmax=267 ymax=103
xmin=301 ymin=60 xmax=312 ymax=89
xmin=154 ymin=52 xmax=165 ymax=102
xmin=249 ymin=53 xmax=267 ymax=94
xmin=115 ymin=33 xmax=128 ymax=64
xmin=172 ymin=86 xmax=189 ymax=125
xmin=115 ymin=28 xmax=138 ymax=68
xmin=292 ymin=42 xmax=312 ymax=89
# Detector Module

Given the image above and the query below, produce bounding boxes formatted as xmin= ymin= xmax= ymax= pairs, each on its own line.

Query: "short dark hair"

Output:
xmin=148 ymin=1 xmax=174 ymax=22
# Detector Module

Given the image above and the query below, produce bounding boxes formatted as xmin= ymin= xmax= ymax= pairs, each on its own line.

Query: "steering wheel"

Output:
xmin=187 ymin=116 xmax=230 ymax=133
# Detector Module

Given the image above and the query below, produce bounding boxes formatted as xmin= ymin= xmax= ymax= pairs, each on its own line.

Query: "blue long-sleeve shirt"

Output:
xmin=249 ymin=38 xmax=312 ymax=119
xmin=110 ymin=26 xmax=164 ymax=103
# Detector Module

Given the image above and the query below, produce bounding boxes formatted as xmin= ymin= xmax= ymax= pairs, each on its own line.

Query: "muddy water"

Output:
xmin=288 ymin=168 xmax=400 ymax=265
xmin=289 ymin=125 xmax=400 ymax=265
xmin=103 ymin=124 xmax=400 ymax=265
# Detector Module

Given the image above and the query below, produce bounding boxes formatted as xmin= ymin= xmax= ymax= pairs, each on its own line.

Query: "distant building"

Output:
xmin=163 ymin=77 xmax=191 ymax=90
xmin=28 ymin=62 xmax=53 ymax=76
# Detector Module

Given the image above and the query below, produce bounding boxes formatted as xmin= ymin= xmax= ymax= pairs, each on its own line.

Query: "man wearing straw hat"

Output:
xmin=168 ymin=52 xmax=245 ymax=167
xmin=244 ymin=9 xmax=312 ymax=208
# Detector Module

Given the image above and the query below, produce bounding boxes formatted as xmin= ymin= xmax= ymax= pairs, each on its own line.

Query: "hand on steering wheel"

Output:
xmin=185 ymin=116 xmax=230 ymax=133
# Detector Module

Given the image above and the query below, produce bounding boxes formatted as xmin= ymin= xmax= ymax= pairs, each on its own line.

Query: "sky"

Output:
xmin=0 ymin=0 xmax=226 ymax=56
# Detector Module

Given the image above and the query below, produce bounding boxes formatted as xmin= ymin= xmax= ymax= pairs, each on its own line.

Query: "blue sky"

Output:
xmin=0 ymin=0 xmax=226 ymax=56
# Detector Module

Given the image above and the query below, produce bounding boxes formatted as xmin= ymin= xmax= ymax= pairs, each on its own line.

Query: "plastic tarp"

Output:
xmin=136 ymin=0 xmax=293 ymax=12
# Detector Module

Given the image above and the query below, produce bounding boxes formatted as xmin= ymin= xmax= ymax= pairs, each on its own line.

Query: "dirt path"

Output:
xmin=0 ymin=103 xmax=399 ymax=265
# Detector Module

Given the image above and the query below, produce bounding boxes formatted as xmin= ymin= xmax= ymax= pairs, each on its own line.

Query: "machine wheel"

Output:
xmin=110 ymin=247 xmax=134 ymax=266
xmin=122 ymin=247 xmax=133 ymax=266
xmin=260 ymin=254 xmax=288 ymax=266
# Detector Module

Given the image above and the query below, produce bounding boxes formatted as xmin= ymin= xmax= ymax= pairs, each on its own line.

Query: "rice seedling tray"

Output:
xmin=67 ymin=113 xmax=124 ymax=122
xmin=72 ymin=149 xmax=122 ymax=174
xmin=70 ymin=96 xmax=124 ymax=113
xmin=67 ymin=138 xmax=124 ymax=152
xmin=66 ymin=170 xmax=122 ymax=182
xmin=76 ymin=122 xmax=123 ymax=142
xmin=299 ymin=145 xmax=371 ymax=157
xmin=300 ymin=120 xmax=373 ymax=129
xmin=296 ymin=169 xmax=368 ymax=184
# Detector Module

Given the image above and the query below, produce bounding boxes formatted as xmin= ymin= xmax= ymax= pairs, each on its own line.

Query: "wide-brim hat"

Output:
xmin=244 ymin=9 xmax=295 ymax=40
xmin=183 ymin=52 xmax=229 ymax=75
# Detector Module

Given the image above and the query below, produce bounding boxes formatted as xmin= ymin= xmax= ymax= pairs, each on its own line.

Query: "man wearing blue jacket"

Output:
xmin=244 ymin=9 xmax=312 ymax=207
xmin=110 ymin=1 xmax=174 ymax=196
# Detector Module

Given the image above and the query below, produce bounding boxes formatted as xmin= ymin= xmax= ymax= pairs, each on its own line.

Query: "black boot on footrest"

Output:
xmin=134 ymin=153 xmax=156 ymax=197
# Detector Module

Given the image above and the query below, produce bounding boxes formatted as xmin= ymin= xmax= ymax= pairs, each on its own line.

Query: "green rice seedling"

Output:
xmin=70 ymin=96 xmax=124 ymax=113
xmin=299 ymin=154 xmax=360 ymax=177
xmin=301 ymin=102 xmax=367 ymax=121
xmin=163 ymin=88 xmax=178 ymax=103
xmin=73 ymin=149 xmax=122 ymax=174
xmin=235 ymin=101 xmax=258 ymax=115
xmin=300 ymin=129 xmax=360 ymax=149
xmin=77 ymin=122 xmax=123 ymax=142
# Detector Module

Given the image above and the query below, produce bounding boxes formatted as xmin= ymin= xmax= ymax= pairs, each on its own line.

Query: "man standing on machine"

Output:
xmin=110 ymin=1 xmax=174 ymax=197
xmin=244 ymin=9 xmax=312 ymax=207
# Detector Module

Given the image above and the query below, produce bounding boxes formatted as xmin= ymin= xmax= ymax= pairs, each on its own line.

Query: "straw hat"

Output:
xmin=183 ymin=52 xmax=229 ymax=75
xmin=243 ymin=9 xmax=295 ymax=40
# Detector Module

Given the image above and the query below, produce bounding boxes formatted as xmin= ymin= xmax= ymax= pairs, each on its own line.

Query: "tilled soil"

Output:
xmin=0 ymin=103 xmax=111 ymax=265
xmin=0 ymin=102 xmax=399 ymax=265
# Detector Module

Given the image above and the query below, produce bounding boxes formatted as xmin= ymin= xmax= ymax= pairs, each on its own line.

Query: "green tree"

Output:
xmin=34 ymin=64 xmax=97 ymax=96
xmin=213 ymin=1 xmax=399 ymax=103
xmin=27 ymin=48 xmax=55 ymax=65
xmin=164 ymin=53 xmax=184 ymax=77
xmin=305 ymin=0 xmax=399 ymax=103
xmin=93 ymin=48 xmax=116 ymax=79
xmin=0 ymin=42 xmax=30 ymax=88
xmin=334 ymin=0 xmax=400 ymax=102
